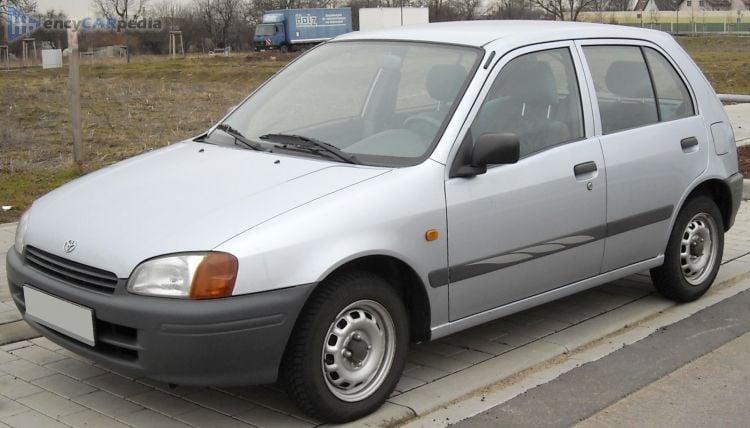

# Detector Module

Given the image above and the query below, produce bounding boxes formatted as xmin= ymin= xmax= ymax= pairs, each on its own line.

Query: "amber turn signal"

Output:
xmin=425 ymin=229 xmax=439 ymax=242
xmin=190 ymin=252 xmax=239 ymax=299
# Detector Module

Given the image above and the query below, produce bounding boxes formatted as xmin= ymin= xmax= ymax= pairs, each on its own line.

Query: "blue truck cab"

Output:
xmin=253 ymin=8 xmax=352 ymax=53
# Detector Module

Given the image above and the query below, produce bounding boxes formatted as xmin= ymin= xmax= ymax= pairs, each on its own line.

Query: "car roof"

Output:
xmin=335 ymin=20 xmax=666 ymax=48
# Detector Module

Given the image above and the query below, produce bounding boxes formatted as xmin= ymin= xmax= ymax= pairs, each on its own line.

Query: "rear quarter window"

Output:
xmin=643 ymin=47 xmax=695 ymax=122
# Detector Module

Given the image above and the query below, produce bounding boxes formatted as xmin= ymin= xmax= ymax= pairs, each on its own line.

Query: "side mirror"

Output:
xmin=471 ymin=133 xmax=520 ymax=168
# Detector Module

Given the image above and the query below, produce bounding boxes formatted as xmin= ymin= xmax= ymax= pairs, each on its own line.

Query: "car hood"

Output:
xmin=25 ymin=142 xmax=388 ymax=278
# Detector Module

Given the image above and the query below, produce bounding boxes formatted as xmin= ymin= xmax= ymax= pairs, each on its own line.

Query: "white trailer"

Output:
xmin=358 ymin=7 xmax=429 ymax=32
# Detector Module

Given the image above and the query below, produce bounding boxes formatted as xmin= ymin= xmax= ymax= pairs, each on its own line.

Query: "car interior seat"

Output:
xmin=473 ymin=60 xmax=569 ymax=157
xmin=403 ymin=64 xmax=469 ymax=140
xmin=600 ymin=60 xmax=658 ymax=133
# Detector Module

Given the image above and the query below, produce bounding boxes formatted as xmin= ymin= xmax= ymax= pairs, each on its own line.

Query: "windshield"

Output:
xmin=213 ymin=41 xmax=481 ymax=166
xmin=255 ymin=24 xmax=276 ymax=36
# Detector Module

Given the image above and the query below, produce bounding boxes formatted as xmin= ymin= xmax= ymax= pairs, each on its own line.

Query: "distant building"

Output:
xmin=631 ymin=0 xmax=748 ymax=10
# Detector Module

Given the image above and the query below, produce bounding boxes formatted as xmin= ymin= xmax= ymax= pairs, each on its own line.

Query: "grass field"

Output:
xmin=0 ymin=36 xmax=748 ymax=223
xmin=676 ymin=36 xmax=750 ymax=95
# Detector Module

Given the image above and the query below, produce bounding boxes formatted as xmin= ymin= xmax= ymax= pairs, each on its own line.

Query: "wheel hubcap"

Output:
xmin=680 ymin=213 xmax=718 ymax=286
xmin=321 ymin=300 xmax=396 ymax=402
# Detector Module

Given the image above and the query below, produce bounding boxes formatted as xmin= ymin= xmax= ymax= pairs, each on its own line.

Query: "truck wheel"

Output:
xmin=283 ymin=270 xmax=409 ymax=422
xmin=280 ymin=45 xmax=289 ymax=53
xmin=650 ymin=195 xmax=723 ymax=302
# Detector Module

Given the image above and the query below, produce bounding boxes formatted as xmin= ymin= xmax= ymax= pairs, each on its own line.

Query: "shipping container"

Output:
xmin=358 ymin=7 xmax=429 ymax=32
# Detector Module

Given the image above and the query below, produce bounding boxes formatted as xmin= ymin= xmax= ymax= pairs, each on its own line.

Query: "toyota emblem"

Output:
xmin=63 ymin=240 xmax=77 ymax=254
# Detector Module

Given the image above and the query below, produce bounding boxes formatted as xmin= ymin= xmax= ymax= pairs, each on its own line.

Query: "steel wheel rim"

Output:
xmin=321 ymin=299 xmax=396 ymax=402
xmin=680 ymin=212 xmax=718 ymax=286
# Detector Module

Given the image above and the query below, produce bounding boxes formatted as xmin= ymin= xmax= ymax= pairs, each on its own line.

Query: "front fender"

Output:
xmin=217 ymin=160 xmax=451 ymax=328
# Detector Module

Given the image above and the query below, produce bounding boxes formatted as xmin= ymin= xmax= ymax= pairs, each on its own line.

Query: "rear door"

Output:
xmin=444 ymin=42 xmax=607 ymax=321
xmin=576 ymin=40 xmax=708 ymax=272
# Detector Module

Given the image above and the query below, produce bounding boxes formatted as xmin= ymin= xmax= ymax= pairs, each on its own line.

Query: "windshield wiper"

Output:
xmin=259 ymin=133 xmax=358 ymax=164
xmin=216 ymin=124 xmax=266 ymax=152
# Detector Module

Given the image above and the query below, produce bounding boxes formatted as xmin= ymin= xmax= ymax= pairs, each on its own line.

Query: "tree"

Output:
xmin=151 ymin=0 xmax=188 ymax=28
xmin=430 ymin=0 xmax=483 ymax=21
xmin=194 ymin=0 xmax=246 ymax=50
xmin=92 ymin=0 xmax=148 ymax=62
xmin=486 ymin=0 xmax=542 ymax=19
xmin=0 ymin=0 xmax=39 ymax=45
xmin=532 ymin=0 xmax=599 ymax=21
xmin=1 ymin=0 xmax=38 ymax=15
xmin=33 ymin=9 xmax=68 ymax=49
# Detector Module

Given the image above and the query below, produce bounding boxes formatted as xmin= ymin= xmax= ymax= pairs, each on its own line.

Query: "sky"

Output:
xmin=34 ymin=0 xmax=194 ymax=19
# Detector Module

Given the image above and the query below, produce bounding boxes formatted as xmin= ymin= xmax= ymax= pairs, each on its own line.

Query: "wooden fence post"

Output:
xmin=68 ymin=29 xmax=83 ymax=169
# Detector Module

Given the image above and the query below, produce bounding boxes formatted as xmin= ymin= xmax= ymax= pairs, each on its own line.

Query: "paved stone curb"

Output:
xmin=404 ymin=268 xmax=750 ymax=427
xmin=0 ymin=321 xmax=39 ymax=346
xmin=353 ymin=257 xmax=750 ymax=427
xmin=743 ymin=179 xmax=750 ymax=201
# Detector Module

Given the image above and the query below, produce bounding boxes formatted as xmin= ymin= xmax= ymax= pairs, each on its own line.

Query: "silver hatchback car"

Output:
xmin=6 ymin=21 xmax=743 ymax=422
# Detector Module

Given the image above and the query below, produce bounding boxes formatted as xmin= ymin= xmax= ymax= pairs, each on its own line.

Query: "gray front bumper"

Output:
xmin=6 ymin=247 xmax=314 ymax=386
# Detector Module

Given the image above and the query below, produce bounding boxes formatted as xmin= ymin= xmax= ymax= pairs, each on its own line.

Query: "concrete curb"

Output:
xmin=719 ymin=94 xmax=750 ymax=103
xmin=0 ymin=320 xmax=39 ymax=346
xmin=404 ymin=268 xmax=750 ymax=427
xmin=357 ymin=258 xmax=750 ymax=427
xmin=743 ymin=179 xmax=750 ymax=201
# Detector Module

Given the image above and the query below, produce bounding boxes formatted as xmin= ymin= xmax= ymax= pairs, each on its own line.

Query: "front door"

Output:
xmin=444 ymin=42 xmax=607 ymax=321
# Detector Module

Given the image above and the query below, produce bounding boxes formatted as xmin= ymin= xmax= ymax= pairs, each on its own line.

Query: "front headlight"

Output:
xmin=15 ymin=208 xmax=31 ymax=254
xmin=127 ymin=252 xmax=238 ymax=299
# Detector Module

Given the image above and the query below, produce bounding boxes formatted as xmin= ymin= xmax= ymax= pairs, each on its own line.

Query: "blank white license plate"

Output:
xmin=24 ymin=286 xmax=95 ymax=346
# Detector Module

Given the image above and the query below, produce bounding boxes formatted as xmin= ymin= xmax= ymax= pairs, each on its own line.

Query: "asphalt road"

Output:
xmin=457 ymin=288 xmax=750 ymax=428
xmin=577 ymin=331 xmax=750 ymax=427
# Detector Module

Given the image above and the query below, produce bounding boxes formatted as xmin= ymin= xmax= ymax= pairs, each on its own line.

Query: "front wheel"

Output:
xmin=651 ymin=195 xmax=724 ymax=302
xmin=283 ymin=271 xmax=409 ymax=422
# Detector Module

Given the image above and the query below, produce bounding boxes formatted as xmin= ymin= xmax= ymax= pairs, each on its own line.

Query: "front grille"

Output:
xmin=24 ymin=246 xmax=119 ymax=294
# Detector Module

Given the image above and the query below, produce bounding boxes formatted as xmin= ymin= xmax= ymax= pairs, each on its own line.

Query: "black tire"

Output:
xmin=650 ymin=195 xmax=724 ymax=302
xmin=279 ymin=44 xmax=289 ymax=54
xmin=283 ymin=270 xmax=409 ymax=422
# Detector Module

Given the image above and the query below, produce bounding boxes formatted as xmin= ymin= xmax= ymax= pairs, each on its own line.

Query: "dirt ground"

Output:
xmin=0 ymin=37 xmax=748 ymax=223
xmin=0 ymin=52 xmax=294 ymax=222
xmin=739 ymin=146 xmax=750 ymax=178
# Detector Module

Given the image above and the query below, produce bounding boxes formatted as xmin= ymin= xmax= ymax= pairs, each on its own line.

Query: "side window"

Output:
xmin=469 ymin=48 xmax=584 ymax=159
xmin=583 ymin=46 xmax=658 ymax=134
xmin=643 ymin=47 xmax=694 ymax=121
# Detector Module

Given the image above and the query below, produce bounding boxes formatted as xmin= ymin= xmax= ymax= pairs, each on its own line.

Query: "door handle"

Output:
xmin=574 ymin=161 xmax=597 ymax=178
xmin=680 ymin=137 xmax=699 ymax=151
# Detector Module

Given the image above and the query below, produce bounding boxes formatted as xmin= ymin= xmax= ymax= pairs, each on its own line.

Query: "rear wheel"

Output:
xmin=283 ymin=271 xmax=409 ymax=422
xmin=651 ymin=195 xmax=723 ymax=302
